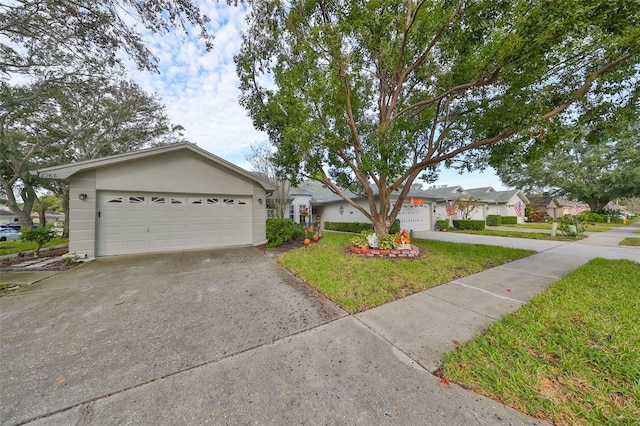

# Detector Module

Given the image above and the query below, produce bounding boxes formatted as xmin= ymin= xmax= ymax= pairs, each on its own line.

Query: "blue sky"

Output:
xmin=126 ymin=3 xmax=509 ymax=191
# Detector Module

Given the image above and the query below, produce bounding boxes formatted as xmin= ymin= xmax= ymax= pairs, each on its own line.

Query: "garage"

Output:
xmin=97 ymin=191 xmax=253 ymax=256
xmin=36 ymin=143 xmax=274 ymax=258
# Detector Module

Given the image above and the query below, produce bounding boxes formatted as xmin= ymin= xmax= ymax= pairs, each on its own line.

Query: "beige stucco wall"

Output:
xmin=252 ymin=184 xmax=268 ymax=245
xmin=95 ymin=150 xmax=255 ymax=195
xmin=68 ymin=170 xmax=97 ymax=258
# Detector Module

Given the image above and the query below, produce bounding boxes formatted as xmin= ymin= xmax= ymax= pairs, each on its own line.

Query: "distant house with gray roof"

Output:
xmin=281 ymin=181 xmax=530 ymax=231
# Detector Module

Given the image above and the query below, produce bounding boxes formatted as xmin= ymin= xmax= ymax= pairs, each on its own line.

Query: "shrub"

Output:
xmin=379 ymin=233 xmax=399 ymax=250
xmin=486 ymin=215 xmax=502 ymax=226
xmin=266 ymin=218 xmax=295 ymax=247
xmin=452 ymin=220 xmax=486 ymax=230
xmin=435 ymin=220 xmax=449 ymax=230
xmin=351 ymin=230 xmax=373 ymax=247
xmin=324 ymin=221 xmax=372 ymax=233
xmin=20 ymin=224 xmax=58 ymax=256
xmin=291 ymin=224 xmax=306 ymax=241
xmin=501 ymin=216 xmax=518 ymax=225
xmin=389 ymin=219 xmax=401 ymax=234
xmin=558 ymin=215 xmax=586 ymax=236
xmin=577 ymin=212 xmax=623 ymax=224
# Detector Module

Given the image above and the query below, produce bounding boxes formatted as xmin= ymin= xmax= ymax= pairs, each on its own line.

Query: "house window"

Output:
xmin=151 ymin=197 xmax=165 ymax=204
xmin=171 ymin=198 xmax=183 ymax=204
xmin=289 ymin=204 xmax=295 ymax=220
xmin=207 ymin=198 xmax=219 ymax=205
xmin=129 ymin=196 xmax=145 ymax=204
xmin=238 ymin=200 xmax=247 ymax=205
xmin=107 ymin=197 xmax=123 ymax=203
xmin=223 ymin=198 xmax=234 ymax=205
xmin=299 ymin=204 xmax=308 ymax=223
xmin=190 ymin=199 xmax=203 ymax=204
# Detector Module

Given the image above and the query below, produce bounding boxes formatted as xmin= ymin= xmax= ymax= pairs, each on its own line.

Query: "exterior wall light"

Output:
xmin=79 ymin=193 xmax=88 ymax=201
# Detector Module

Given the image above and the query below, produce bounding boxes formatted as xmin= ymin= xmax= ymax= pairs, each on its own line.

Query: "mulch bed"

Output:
xmin=257 ymin=239 xmax=307 ymax=256
xmin=0 ymin=246 xmax=73 ymax=271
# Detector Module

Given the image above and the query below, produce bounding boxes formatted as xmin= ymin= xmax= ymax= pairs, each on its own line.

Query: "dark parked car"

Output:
xmin=2 ymin=223 xmax=21 ymax=231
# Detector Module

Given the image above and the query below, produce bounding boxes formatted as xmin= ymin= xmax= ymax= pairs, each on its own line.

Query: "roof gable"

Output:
xmin=34 ymin=143 xmax=275 ymax=191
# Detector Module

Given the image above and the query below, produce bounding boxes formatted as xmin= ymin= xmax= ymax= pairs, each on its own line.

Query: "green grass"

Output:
xmin=441 ymin=258 xmax=640 ymax=426
xmin=635 ymin=229 xmax=640 ymax=235
xmin=504 ymin=223 xmax=614 ymax=232
xmin=619 ymin=238 xmax=640 ymax=246
xmin=506 ymin=223 xmax=553 ymax=230
xmin=452 ymin=229 xmax=582 ymax=241
xmin=0 ymin=238 xmax=68 ymax=256
xmin=276 ymin=232 xmax=534 ymax=313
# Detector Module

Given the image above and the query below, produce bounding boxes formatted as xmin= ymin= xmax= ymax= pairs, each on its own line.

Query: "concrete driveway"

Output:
xmin=1 ymin=246 xmax=544 ymax=425
xmin=0 ymin=248 xmax=346 ymax=425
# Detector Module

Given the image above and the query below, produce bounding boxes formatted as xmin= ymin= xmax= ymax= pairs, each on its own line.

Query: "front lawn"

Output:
xmin=0 ymin=238 xmax=68 ymax=256
xmin=276 ymin=232 xmax=534 ymax=313
xmin=441 ymin=258 xmax=640 ymax=425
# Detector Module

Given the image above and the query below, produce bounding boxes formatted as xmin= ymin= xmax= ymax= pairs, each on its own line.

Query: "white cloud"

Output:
xmin=124 ymin=2 xmax=508 ymax=189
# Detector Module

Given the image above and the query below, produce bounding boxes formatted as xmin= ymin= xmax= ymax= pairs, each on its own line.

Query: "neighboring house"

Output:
xmin=0 ymin=207 xmax=19 ymax=224
xmin=31 ymin=211 xmax=64 ymax=225
xmin=528 ymin=196 xmax=588 ymax=220
xmin=283 ymin=180 xmax=439 ymax=232
xmin=467 ymin=187 xmax=530 ymax=224
xmin=281 ymin=183 xmax=531 ymax=230
xmin=34 ymin=143 xmax=275 ymax=258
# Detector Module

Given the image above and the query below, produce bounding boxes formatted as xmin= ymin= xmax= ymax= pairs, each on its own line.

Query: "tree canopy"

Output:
xmin=491 ymin=104 xmax=640 ymax=213
xmin=236 ymin=0 xmax=639 ymax=235
xmin=1 ymin=0 xmax=210 ymax=229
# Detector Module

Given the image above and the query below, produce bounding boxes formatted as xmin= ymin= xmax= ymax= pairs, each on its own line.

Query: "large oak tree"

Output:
xmin=236 ymin=0 xmax=639 ymax=236
xmin=1 ymin=0 xmax=214 ymax=228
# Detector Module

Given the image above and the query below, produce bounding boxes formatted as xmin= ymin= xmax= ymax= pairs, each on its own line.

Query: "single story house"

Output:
xmin=0 ymin=207 xmax=19 ymax=224
xmin=464 ymin=187 xmax=530 ymax=223
xmin=282 ymin=182 xmax=530 ymax=231
xmin=35 ymin=143 xmax=275 ymax=258
xmin=528 ymin=196 xmax=589 ymax=220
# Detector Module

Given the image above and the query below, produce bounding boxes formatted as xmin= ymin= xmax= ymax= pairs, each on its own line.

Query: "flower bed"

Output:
xmin=349 ymin=244 xmax=420 ymax=258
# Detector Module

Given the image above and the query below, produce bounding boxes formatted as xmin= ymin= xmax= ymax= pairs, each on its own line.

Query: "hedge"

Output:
xmin=324 ymin=221 xmax=372 ymax=233
xmin=452 ymin=219 xmax=486 ymax=230
xmin=577 ymin=212 xmax=624 ymax=224
xmin=435 ymin=219 xmax=449 ymax=230
xmin=323 ymin=219 xmax=401 ymax=234
xmin=486 ymin=215 xmax=501 ymax=226
xmin=501 ymin=216 xmax=518 ymax=225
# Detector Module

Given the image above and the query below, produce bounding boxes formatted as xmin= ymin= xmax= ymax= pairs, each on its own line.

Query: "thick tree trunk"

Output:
xmin=0 ymin=178 xmax=36 ymax=229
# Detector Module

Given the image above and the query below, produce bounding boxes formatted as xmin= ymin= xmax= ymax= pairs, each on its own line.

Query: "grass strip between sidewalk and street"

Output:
xmin=452 ymin=229 xmax=582 ymax=241
xmin=276 ymin=231 xmax=534 ymax=314
xmin=0 ymin=239 xmax=68 ymax=256
xmin=619 ymin=237 xmax=640 ymax=246
xmin=441 ymin=258 xmax=640 ymax=426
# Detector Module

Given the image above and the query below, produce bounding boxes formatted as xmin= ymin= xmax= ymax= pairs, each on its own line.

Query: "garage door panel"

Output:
xmin=98 ymin=191 xmax=253 ymax=256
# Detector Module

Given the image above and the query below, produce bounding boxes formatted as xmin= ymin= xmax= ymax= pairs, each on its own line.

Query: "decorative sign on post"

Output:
xmin=445 ymin=201 xmax=458 ymax=216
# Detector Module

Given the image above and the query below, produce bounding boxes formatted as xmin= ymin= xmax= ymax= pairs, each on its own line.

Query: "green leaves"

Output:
xmin=237 ymin=0 xmax=639 ymax=230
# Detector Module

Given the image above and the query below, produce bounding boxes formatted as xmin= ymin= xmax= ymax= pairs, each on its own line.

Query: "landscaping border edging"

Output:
xmin=349 ymin=244 xmax=420 ymax=258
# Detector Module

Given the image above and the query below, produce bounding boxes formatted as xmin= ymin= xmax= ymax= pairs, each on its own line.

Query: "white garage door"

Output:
xmin=97 ymin=192 xmax=252 ymax=256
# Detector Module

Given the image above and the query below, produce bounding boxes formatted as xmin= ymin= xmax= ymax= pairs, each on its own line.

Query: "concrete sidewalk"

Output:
xmin=371 ymin=224 xmax=639 ymax=372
